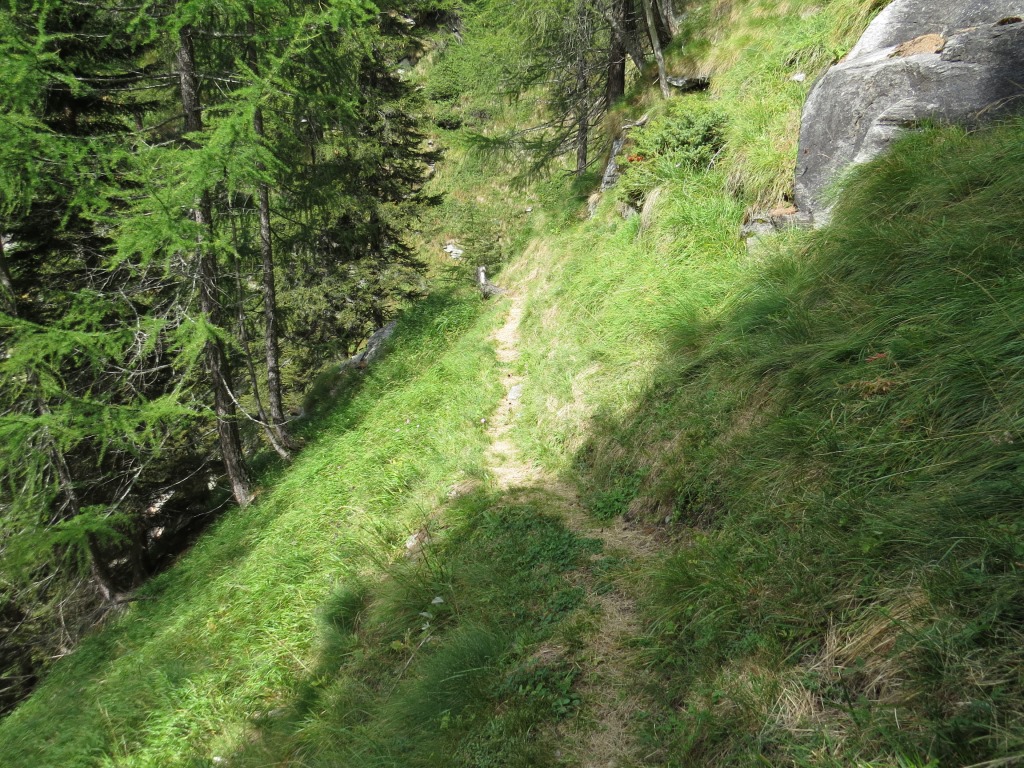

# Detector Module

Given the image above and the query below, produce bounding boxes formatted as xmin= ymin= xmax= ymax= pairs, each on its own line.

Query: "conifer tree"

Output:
xmin=1 ymin=0 xmax=447 ymax=712
xmin=173 ymin=20 xmax=253 ymax=506
xmin=0 ymin=0 xmax=184 ymax=596
xmin=245 ymin=5 xmax=294 ymax=454
xmin=456 ymin=0 xmax=680 ymax=175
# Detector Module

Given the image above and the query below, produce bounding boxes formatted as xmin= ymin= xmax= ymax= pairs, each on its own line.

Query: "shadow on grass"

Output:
xmin=225 ymin=485 xmax=605 ymax=768
xmin=567 ymin=121 xmax=1024 ymax=766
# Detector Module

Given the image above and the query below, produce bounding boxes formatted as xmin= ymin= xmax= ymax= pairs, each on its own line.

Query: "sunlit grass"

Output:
xmin=7 ymin=0 xmax=1024 ymax=765
xmin=0 ymin=289 xmax=505 ymax=766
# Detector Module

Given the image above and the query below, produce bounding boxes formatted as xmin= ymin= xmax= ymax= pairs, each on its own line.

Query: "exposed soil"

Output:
xmin=483 ymin=293 xmax=659 ymax=767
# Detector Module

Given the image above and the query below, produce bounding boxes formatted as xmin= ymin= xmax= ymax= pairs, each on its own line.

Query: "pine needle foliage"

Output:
xmin=0 ymin=0 xmax=449 ymax=712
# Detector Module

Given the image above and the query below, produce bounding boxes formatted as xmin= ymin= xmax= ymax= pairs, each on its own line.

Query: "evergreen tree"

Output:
xmin=0 ymin=0 xmax=194 ymax=709
xmin=1 ymin=0 xmax=443 ymax=713
xmin=448 ymin=0 xmax=679 ymax=175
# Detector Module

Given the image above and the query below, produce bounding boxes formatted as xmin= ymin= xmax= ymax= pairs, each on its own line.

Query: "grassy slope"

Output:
xmin=499 ymin=0 xmax=1024 ymax=764
xmin=0 ymin=287 xmax=505 ymax=766
xmin=633 ymin=119 xmax=1024 ymax=767
xmin=4 ymin=0 xmax=1024 ymax=766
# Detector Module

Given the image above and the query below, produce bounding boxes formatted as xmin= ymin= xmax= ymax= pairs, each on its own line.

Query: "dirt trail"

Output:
xmin=484 ymin=293 xmax=657 ymax=768
xmin=484 ymin=293 xmax=541 ymax=490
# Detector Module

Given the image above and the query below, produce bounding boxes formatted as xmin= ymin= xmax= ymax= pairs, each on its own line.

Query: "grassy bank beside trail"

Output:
xmin=482 ymin=0 xmax=1024 ymax=761
xmin=503 ymin=0 xmax=886 ymax=478
xmin=0 ymin=289 xmax=509 ymax=766
xmin=499 ymin=71 xmax=1024 ymax=768
xmin=592 ymin=118 xmax=1024 ymax=766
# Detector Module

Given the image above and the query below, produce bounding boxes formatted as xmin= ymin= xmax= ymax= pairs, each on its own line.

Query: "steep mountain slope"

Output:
xmin=3 ymin=1 xmax=1024 ymax=766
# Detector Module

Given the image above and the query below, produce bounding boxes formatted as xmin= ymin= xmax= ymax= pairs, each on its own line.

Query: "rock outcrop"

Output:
xmin=795 ymin=0 xmax=1024 ymax=224
xmin=600 ymin=114 xmax=650 ymax=191
xmin=349 ymin=321 xmax=397 ymax=368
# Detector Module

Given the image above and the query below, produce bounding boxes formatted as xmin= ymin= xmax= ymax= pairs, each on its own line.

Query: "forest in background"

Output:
xmin=0 ymin=0 xmax=447 ymax=711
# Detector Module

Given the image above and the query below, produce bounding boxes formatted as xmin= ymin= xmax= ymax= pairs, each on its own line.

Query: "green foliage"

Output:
xmin=426 ymin=0 xmax=612 ymax=178
xmin=500 ymin=657 xmax=582 ymax=717
xmin=617 ymin=97 xmax=727 ymax=204
xmin=0 ymin=0 xmax=449 ymax=716
xmin=9 ymin=2 xmax=1024 ymax=768
xmin=588 ymin=470 xmax=646 ymax=521
xmin=630 ymin=101 xmax=726 ymax=161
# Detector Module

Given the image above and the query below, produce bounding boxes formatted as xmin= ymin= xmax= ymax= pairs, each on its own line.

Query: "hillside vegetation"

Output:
xmin=2 ymin=0 xmax=1024 ymax=766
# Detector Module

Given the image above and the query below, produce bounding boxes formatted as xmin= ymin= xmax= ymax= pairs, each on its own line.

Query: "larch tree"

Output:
xmin=1 ymin=0 xmax=446 ymax=714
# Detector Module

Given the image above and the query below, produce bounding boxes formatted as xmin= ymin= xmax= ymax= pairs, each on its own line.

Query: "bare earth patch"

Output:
xmin=483 ymin=292 xmax=660 ymax=767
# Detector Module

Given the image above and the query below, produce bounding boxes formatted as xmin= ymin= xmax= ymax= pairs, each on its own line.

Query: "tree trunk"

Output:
xmin=575 ymin=49 xmax=589 ymax=175
xmin=652 ymin=0 xmax=674 ymax=47
xmin=0 ymin=234 xmax=15 ymax=316
xmin=656 ymin=0 xmax=679 ymax=39
xmin=642 ymin=0 xmax=670 ymax=98
xmin=197 ymin=233 xmax=253 ymax=506
xmin=607 ymin=0 xmax=627 ymax=104
xmin=176 ymin=27 xmax=202 ymax=136
xmin=247 ymin=9 xmax=293 ymax=452
xmin=86 ymin=534 xmax=122 ymax=604
xmin=177 ymin=24 xmax=253 ymax=507
xmin=48 ymin=433 xmax=123 ymax=602
xmin=603 ymin=0 xmax=646 ymax=72
xmin=227 ymin=229 xmax=291 ymax=461
xmin=128 ymin=523 xmax=150 ymax=588
xmin=576 ymin=116 xmax=589 ymax=175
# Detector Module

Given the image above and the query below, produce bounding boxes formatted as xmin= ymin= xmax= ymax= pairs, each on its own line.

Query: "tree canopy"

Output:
xmin=0 ymin=0 xmax=442 ymax=712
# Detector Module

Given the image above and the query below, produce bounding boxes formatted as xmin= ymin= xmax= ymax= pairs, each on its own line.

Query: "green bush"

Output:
xmin=618 ymin=98 xmax=728 ymax=204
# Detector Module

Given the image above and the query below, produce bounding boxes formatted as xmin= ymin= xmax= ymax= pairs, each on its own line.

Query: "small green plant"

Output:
xmin=588 ymin=470 xmax=647 ymax=522
xmin=618 ymin=98 xmax=727 ymax=205
xmin=501 ymin=660 xmax=582 ymax=718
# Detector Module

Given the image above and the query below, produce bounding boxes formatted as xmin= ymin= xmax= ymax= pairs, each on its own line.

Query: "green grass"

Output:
xmin=7 ymin=0 xmax=1024 ymax=765
xmin=662 ymin=0 xmax=887 ymax=205
xmin=227 ymin=488 xmax=603 ymax=768
xmin=0 ymin=283 xmax=610 ymax=767
xmin=620 ymin=120 xmax=1024 ymax=766
xmin=467 ymin=1 xmax=1024 ymax=762
xmin=514 ymin=110 xmax=1024 ymax=763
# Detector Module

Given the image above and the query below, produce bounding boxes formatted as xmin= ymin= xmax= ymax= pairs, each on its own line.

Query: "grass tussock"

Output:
xmin=578 ymin=120 xmax=1024 ymax=765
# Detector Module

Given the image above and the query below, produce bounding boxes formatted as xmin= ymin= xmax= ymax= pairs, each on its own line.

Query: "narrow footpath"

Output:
xmin=483 ymin=292 xmax=660 ymax=767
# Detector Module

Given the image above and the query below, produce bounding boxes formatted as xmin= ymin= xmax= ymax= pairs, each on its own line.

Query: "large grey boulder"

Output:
xmin=795 ymin=0 xmax=1024 ymax=224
